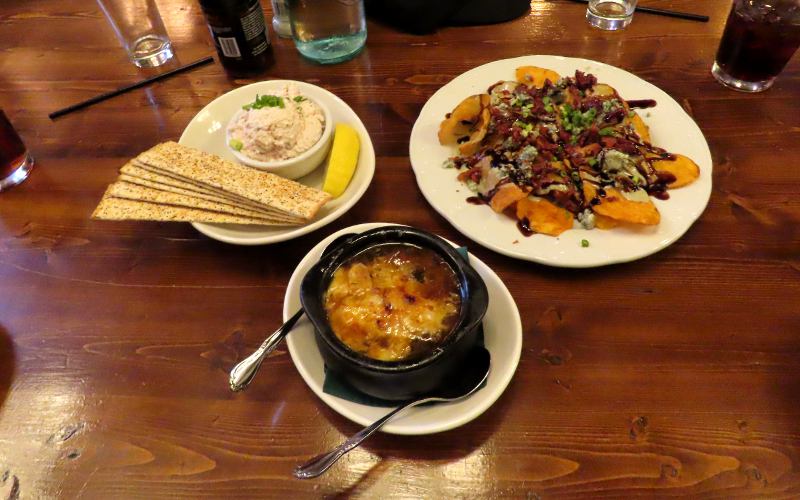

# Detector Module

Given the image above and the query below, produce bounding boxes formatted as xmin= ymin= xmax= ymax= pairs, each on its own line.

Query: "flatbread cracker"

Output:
xmin=117 ymin=166 xmax=303 ymax=222
xmin=107 ymin=181 xmax=302 ymax=223
xmin=118 ymin=173 xmax=295 ymax=219
xmin=124 ymin=161 xmax=298 ymax=219
xmin=92 ymin=191 xmax=293 ymax=226
xmin=138 ymin=142 xmax=331 ymax=220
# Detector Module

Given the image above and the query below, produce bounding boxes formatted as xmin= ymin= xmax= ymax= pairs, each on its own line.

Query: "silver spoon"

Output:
xmin=228 ymin=309 xmax=304 ymax=392
xmin=294 ymin=346 xmax=491 ymax=479
xmin=228 ymin=233 xmax=356 ymax=392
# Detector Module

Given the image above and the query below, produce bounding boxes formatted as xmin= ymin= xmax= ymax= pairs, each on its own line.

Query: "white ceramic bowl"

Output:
xmin=226 ymin=93 xmax=333 ymax=180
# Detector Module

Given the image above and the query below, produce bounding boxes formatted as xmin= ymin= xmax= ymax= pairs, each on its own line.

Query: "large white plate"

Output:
xmin=409 ymin=55 xmax=712 ymax=267
xmin=179 ymin=80 xmax=375 ymax=245
xmin=284 ymin=223 xmax=523 ymax=435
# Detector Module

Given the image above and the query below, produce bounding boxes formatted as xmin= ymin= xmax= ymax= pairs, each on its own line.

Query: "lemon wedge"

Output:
xmin=323 ymin=124 xmax=360 ymax=198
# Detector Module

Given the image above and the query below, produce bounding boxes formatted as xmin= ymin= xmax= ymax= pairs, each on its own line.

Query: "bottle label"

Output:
xmin=217 ymin=36 xmax=242 ymax=58
xmin=240 ymin=3 xmax=269 ymax=56
xmin=204 ymin=0 xmax=270 ymax=61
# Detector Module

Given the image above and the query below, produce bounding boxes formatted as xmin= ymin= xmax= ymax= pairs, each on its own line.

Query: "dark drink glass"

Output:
xmin=0 ymin=111 xmax=34 ymax=192
xmin=712 ymin=0 xmax=800 ymax=92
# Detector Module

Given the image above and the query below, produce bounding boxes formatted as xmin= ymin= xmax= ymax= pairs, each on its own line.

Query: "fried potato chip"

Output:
xmin=593 ymin=213 xmax=619 ymax=229
xmin=629 ymin=112 xmax=651 ymax=143
xmin=515 ymin=66 xmax=561 ymax=89
xmin=584 ymin=183 xmax=660 ymax=225
xmin=589 ymin=83 xmax=618 ymax=98
xmin=458 ymin=108 xmax=491 ymax=155
xmin=438 ymin=94 xmax=491 ymax=155
xmin=490 ymin=183 xmax=528 ymax=213
xmin=515 ymin=196 xmax=573 ymax=236
xmin=652 ymin=154 xmax=700 ymax=188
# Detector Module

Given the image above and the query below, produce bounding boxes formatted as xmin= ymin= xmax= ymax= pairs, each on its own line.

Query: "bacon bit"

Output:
xmin=580 ymin=143 xmax=602 ymax=157
xmin=574 ymin=70 xmax=597 ymax=90
xmin=601 ymin=137 xmax=617 ymax=148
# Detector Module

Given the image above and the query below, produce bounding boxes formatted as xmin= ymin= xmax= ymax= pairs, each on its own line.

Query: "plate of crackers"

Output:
xmin=92 ymin=81 xmax=375 ymax=245
xmin=409 ymin=55 xmax=712 ymax=267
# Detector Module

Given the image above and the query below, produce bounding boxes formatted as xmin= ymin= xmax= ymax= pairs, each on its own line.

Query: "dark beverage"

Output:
xmin=713 ymin=0 xmax=800 ymax=92
xmin=0 ymin=110 xmax=33 ymax=191
xmin=199 ymin=0 xmax=274 ymax=76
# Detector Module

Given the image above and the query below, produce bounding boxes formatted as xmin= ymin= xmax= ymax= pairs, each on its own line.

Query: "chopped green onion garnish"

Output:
xmin=229 ymin=138 xmax=244 ymax=151
xmin=581 ymin=239 xmax=590 ymax=248
xmin=293 ymin=95 xmax=307 ymax=102
xmin=243 ymin=94 xmax=285 ymax=110
xmin=599 ymin=127 xmax=615 ymax=136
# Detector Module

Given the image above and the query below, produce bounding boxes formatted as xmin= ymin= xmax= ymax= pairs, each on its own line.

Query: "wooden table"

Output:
xmin=2 ymin=0 xmax=799 ymax=497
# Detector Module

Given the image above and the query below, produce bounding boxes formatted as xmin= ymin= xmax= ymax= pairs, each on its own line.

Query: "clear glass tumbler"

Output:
xmin=96 ymin=0 xmax=174 ymax=68
xmin=271 ymin=0 xmax=293 ymax=38
xmin=586 ymin=0 xmax=638 ymax=30
xmin=712 ymin=0 xmax=800 ymax=92
xmin=0 ymin=111 xmax=33 ymax=192
xmin=288 ymin=0 xmax=367 ymax=64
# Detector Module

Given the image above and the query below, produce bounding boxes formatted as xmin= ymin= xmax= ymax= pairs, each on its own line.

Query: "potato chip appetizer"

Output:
xmin=439 ymin=67 xmax=700 ymax=237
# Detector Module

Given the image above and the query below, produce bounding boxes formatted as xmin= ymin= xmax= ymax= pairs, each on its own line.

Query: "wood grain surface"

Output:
xmin=1 ymin=0 xmax=799 ymax=498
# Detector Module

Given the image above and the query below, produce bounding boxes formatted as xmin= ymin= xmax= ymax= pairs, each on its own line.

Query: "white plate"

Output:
xmin=179 ymin=80 xmax=375 ymax=245
xmin=284 ymin=223 xmax=523 ymax=435
xmin=409 ymin=55 xmax=713 ymax=267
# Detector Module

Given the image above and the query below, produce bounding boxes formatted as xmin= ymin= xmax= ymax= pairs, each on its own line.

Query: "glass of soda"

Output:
xmin=288 ymin=0 xmax=367 ymax=64
xmin=0 ymin=111 xmax=33 ymax=192
xmin=712 ymin=0 xmax=800 ymax=92
xmin=586 ymin=0 xmax=638 ymax=30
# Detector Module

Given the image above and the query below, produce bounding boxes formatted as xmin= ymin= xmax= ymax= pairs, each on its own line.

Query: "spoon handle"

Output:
xmin=229 ymin=309 xmax=304 ymax=392
xmin=294 ymin=397 xmax=434 ymax=479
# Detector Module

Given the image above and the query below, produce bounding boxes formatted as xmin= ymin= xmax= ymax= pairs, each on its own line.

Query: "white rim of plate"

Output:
xmin=409 ymin=55 xmax=713 ymax=268
xmin=283 ymin=223 xmax=523 ymax=435
xmin=178 ymin=80 xmax=375 ymax=245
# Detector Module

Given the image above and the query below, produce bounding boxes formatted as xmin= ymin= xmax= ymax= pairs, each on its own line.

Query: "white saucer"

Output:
xmin=178 ymin=80 xmax=375 ymax=245
xmin=284 ymin=223 xmax=523 ymax=435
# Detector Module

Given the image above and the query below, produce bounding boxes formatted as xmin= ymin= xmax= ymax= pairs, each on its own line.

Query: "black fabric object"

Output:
xmin=365 ymin=0 xmax=530 ymax=35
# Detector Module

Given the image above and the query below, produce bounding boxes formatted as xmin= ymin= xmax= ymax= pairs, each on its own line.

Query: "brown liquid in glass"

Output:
xmin=716 ymin=2 xmax=800 ymax=82
xmin=0 ymin=112 xmax=27 ymax=179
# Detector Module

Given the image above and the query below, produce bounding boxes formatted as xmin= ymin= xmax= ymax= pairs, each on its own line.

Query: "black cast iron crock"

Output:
xmin=300 ymin=226 xmax=489 ymax=401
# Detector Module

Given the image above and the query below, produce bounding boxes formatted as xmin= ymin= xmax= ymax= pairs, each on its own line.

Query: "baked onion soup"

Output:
xmin=323 ymin=244 xmax=462 ymax=362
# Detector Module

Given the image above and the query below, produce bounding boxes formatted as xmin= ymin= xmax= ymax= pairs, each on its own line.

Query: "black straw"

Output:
xmin=49 ymin=56 xmax=215 ymax=120
xmin=567 ymin=0 xmax=709 ymax=23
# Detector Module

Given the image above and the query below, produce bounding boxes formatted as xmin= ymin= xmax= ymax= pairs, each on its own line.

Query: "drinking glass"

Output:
xmin=97 ymin=0 xmax=174 ymax=68
xmin=288 ymin=0 xmax=367 ymax=64
xmin=271 ymin=0 xmax=292 ymax=38
xmin=586 ymin=0 xmax=638 ymax=30
xmin=0 ymin=111 xmax=33 ymax=192
xmin=712 ymin=0 xmax=800 ymax=92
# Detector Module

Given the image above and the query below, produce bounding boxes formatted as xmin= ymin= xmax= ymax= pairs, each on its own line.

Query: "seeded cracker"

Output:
xmin=92 ymin=189 xmax=290 ymax=225
xmin=120 ymin=162 xmax=300 ymax=220
xmin=137 ymin=142 xmax=331 ymax=221
xmin=106 ymin=181 xmax=299 ymax=223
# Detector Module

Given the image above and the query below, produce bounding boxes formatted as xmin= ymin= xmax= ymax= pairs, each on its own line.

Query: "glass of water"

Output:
xmin=586 ymin=0 xmax=638 ymax=30
xmin=96 ymin=0 xmax=174 ymax=68
xmin=288 ymin=0 xmax=367 ymax=64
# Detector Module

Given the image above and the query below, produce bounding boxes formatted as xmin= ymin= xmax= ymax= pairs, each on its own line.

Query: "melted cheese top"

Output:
xmin=324 ymin=244 xmax=461 ymax=362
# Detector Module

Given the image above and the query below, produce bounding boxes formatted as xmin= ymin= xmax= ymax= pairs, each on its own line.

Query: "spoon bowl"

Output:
xmin=294 ymin=345 xmax=491 ymax=479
